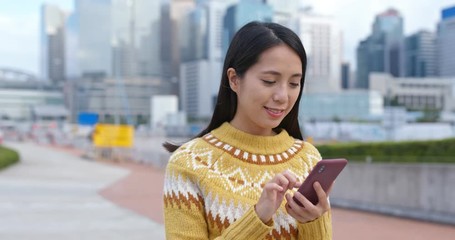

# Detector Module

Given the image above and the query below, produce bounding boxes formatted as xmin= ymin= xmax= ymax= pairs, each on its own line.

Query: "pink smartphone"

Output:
xmin=293 ymin=159 xmax=348 ymax=206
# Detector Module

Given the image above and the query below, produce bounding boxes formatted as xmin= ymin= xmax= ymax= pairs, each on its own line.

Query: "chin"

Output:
xmin=262 ymin=120 xmax=282 ymax=130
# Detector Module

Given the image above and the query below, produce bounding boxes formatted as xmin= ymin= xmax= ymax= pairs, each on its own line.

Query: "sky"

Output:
xmin=0 ymin=0 xmax=453 ymax=77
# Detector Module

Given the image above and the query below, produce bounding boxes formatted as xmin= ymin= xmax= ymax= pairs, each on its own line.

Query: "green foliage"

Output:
xmin=0 ymin=146 xmax=20 ymax=169
xmin=317 ymin=138 xmax=455 ymax=163
xmin=416 ymin=108 xmax=440 ymax=122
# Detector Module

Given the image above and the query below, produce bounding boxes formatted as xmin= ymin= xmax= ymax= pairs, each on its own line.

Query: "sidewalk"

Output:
xmin=0 ymin=142 xmax=164 ymax=240
xmin=98 ymin=151 xmax=455 ymax=240
xmin=2 ymin=142 xmax=454 ymax=239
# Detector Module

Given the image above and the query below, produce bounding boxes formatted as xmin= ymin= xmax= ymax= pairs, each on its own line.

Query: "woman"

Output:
xmin=163 ymin=21 xmax=332 ymax=239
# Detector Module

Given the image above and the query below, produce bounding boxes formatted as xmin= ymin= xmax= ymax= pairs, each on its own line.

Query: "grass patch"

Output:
xmin=0 ymin=145 xmax=20 ymax=169
xmin=316 ymin=138 xmax=455 ymax=163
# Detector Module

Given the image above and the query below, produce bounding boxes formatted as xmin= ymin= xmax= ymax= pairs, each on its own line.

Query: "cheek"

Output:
xmin=289 ymin=90 xmax=300 ymax=106
xmin=242 ymin=92 xmax=262 ymax=109
xmin=239 ymin=85 xmax=264 ymax=103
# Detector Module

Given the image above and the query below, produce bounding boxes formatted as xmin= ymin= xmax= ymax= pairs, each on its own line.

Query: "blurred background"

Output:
xmin=0 ymin=0 xmax=454 ymax=239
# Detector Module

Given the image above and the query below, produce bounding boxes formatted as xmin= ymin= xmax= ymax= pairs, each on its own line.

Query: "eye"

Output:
xmin=290 ymin=82 xmax=300 ymax=88
xmin=262 ymin=80 xmax=275 ymax=85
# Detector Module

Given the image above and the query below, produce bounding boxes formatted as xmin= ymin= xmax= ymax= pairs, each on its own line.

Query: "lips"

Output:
xmin=264 ymin=106 xmax=285 ymax=118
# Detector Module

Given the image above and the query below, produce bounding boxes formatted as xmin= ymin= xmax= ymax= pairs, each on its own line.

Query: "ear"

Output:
xmin=227 ymin=68 xmax=240 ymax=93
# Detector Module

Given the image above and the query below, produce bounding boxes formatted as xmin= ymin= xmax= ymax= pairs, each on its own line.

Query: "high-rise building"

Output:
xmin=262 ymin=0 xmax=300 ymax=27
xmin=40 ymin=4 xmax=67 ymax=83
xmin=437 ymin=6 xmax=455 ymax=77
xmin=181 ymin=7 xmax=208 ymax=62
xmin=111 ymin=0 xmax=161 ymax=78
xmin=180 ymin=60 xmax=219 ymax=120
xmin=223 ymin=1 xmax=273 ymax=55
xmin=64 ymin=12 xmax=79 ymax=79
xmin=356 ymin=8 xmax=404 ymax=89
xmin=75 ymin=0 xmax=112 ymax=77
xmin=341 ymin=62 xmax=350 ymax=89
xmin=160 ymin=0 xmax=196 ymax=81
xmin=405 ymin=30 xmax=436 ymax=77
xmin=356 ymin=36 xmax=385 ymax=89
xmin=67 ymin=0 xmax=161 ymax=79
xmin=180 ymin=0 xmax=237 ymax=120
xmin=205 ymin=0 xmax=238 ymax=62
xmin=294 ymin=10 xmax=342 ymax=93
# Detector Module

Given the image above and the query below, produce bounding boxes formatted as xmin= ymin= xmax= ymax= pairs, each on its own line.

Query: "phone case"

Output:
xmin=293 ymin=158 xmax=347 ymax=206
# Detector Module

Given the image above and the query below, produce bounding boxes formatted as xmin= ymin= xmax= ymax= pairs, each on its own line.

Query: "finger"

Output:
xmin=314 ymin=182 xmax=330 ymax=211
xmin=274 ymin=174 xmax=290 ymax=190
xmin=317 ymin=195 xmax=331 ymax=212
xmin=295 ymin=191 xmax=325 ymax=218
xmin=285 ymin=193 xmax=298 ymax=211
xmin=326 ymin=181 xmax=335 ymax=195
xmin=285 ymin=197 xmax=299 ymax=217
xmin=285 ymin=203 xmax=307 ymax=223
xmin=282 ymin=171 xmax=298 ymax=189
xmin=314 ymin=182 xmax=328 ymax=202
xmin=293 ymin=190 xmax=319 ymax=209
xmin=287 ymin=191 xmax=311 ymax=212
xmin=293 ymin=181 xmax=302 ymax=189
xmin=285 ymin=194 xmax=311 ymax=222
xmin=264 ymin=182 xmax=284 ymax=192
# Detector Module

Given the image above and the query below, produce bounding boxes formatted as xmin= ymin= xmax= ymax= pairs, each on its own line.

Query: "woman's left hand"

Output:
xmin=284 ymin=182 xmax=331 ymax=223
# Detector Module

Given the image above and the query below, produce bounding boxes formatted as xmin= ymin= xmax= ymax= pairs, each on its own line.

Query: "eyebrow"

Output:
xmin=261 ymin=70 xmax=302 ymax=78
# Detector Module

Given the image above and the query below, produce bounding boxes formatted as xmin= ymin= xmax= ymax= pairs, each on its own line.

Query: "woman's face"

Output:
xmin=228 ymin=44 xmax=302 ymax=136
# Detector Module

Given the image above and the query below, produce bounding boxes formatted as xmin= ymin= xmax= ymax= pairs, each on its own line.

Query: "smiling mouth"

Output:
xmin=264 ymin=107 xmax=285 ymax=114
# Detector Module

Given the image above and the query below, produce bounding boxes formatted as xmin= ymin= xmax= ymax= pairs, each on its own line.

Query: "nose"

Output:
xmin=272 ymin=85 xmax=288 ymax=103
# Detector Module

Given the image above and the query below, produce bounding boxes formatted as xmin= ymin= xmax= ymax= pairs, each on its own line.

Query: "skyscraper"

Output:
xmin=404 ymin=30 xmax=436 ymax=77
xmin=294 ymin=10 xmax=342 ymax=93
xmin=40 ymin=4 xmax=66 ymax=83
xmin=64 ymin=12 xmax=79 ymax=79
xmin=223 ymin=1 xmax=273 ymax=55
xmin=437 ymin=5 xmax=455 ymax=77
xmin=181 ymin=6 xmax=208 ymax=62
xmin=180 ymin=0 xmax=237 ymax=120
xmin=356 ymin=8 xmax=404 ymax=89
xmin=160 ymin=0 xmax=196 ymax=81
xmin=75 ymin=0 xmax=112 ymax=77
xmin=111 ymin=0 xmax=161 ymax=78
xmin=262 ymin=0 xmax=300 ymax=27
xmin=341 ymin=62 xmax=350 ymax=89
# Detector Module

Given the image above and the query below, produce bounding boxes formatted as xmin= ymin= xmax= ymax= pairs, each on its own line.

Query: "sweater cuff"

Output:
xmin=297 ymin=211 xmax=332 ymax=239
xmin=222 ymin=206 xmax=274 ymax=239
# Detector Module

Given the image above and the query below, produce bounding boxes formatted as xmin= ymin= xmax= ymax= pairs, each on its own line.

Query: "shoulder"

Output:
xmin=294 ymin=140 xmax=322 ymax=166
xmin=166 ymin=136 xmax=220 ymax=175
xmin=168 ymin=137 xmax=207 ymax=163
xmin=301 ymin=141 xmax=321 ymax=158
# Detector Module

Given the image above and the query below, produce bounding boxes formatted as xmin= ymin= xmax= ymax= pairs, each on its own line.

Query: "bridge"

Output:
xmin=0 ymin=67 xmax=38 ymax=82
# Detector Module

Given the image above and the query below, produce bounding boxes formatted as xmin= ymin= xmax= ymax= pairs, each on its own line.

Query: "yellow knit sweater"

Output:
xmin=163 ymin=122 xmax=332 ymax=239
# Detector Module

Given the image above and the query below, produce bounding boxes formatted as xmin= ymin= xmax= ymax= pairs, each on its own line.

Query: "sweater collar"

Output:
xmin=208 ymin=122 xmax=302 ymax=156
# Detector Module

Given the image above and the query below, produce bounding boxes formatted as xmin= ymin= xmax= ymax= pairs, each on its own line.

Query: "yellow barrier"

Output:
xmin=93 ymin=124 xmax=134 ymax=148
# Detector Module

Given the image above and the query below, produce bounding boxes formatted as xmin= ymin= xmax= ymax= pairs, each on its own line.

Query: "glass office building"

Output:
xmin=299 ymin=90 xmax=384 ymax=121
xmin=223 ymin=1 xmax=273 ymax=55
xmin=438 ymin=5 xmax=455 ymax=77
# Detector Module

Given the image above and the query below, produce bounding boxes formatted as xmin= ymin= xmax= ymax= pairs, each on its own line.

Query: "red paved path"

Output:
xmin=48 ymin=145 xmax=455 ymax=239
xmin=98 ymin=160 xmax=455 ymax=239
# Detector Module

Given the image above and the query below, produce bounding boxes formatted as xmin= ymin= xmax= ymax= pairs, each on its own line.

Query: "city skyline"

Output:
xmin=0 ymin=0 xmax=453 ymax=76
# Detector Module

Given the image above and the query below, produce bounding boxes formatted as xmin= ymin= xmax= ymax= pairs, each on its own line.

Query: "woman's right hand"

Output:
xmin=284 ymin=181 xmax=331 ymax=223
xmin=255 ymin=170 xmax=300 ymax=223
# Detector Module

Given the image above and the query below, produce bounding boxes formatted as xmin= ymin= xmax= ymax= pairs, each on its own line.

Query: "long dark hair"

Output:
xmin=164 ymin=21 xmax=307 ymax=152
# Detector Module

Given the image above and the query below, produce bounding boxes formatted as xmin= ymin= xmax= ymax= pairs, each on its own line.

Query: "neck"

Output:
xmin=229 ymin=118 xmax=276 ymax=136
xmin=209 ymin=122 xmax=296 ymax=156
